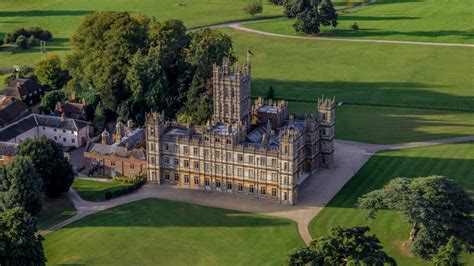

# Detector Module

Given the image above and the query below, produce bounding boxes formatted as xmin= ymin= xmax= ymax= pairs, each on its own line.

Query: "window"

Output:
xmin=227 ymin=182 xmax=232 ymax=191
xmin=194 ymin=176 xmax=199 ymax=185
xmin=174 ymin=158 xmax=179 ymax=166
xmin=237 ymin=167 xmax=243 ymax=176
xmin=54 ymin=128 xmax=57 ymax=132
xmin=71 ymin=139 xmax=75 ymax=143
xmin=238 ymin=183 xmax=243 ymax=192
xmin=63 ymin=129 xmax=66 ymax=133
xmin=150 ymin=143 xmax=154 ymax=151
xmin=248 ymin=156 xmax=254 ymax=164
xmin=42 ymin=127 xmax=45 ymax=130
xmin=71 ymin=130 xmax=74 ymax=134
xmin=165 ymin=172 xmax=170 ymax=180
xmin=0 ymin=155 xmax=3 ymax=160
xmin=130 ymin=163 xmax=135 ymax=170
xmin=184 ymin=160 xmax=189 ymax=168
xmin=183 ymin=146 xmax=189 ymax=155
xmin=284 ymin=192 xmax=288 ymax=201
xmin=226 ymin=139 xmax=231 ymax=144
xmin=272 ymin=188 xmax=277 ymax=197
xmin=271 ymin=173 xmax=277 ymax=181
xmin=204 ymin=163 xmax=210 ymax=173
xmin=174 ymin=173 xmax=179 ymax=182
xmin=237 ymin=154 xmax=243 ymax=163
xmin=164 ymin=157 xmax=170 ymax=164
xmin=249 ymin=185 xmax=254 ymax=194
xmin=165 ymin=143 xmax=169 ymax=150
xmin=284 ymin=162 xmax=289 ymax=170
xmin=149 ymin=127 xmax=154 ymax=136
xmin=284 ymin=145 xmax=288 ymax=154
xmin=151 ymin=157 xmax=156 ymax=166
xmin=193 ymin=147 xmax=199 ymax=156
xmin=204 ymin=149 xmax=209 ymax=158
xmin=184 ymin=175 xmax=190 ymax=184
xmin=216 ymin=179 xmax=221 ymax=190
xmin=260 ymin=186 xmax=266 ymax=196
xmin=215 ymin=151 xmax=220 ymax=159
xmin=283 ymin=176 xmax=289 ymax=185
xmin=226 ymin=165 xmax=231 ymax=174
xmin=260 ymin=157 xmax=266 ymax=166
xmin=63 ymin=137 xmax=66 ymax=142
xmin=216 ymin=164 xmax=221 ymax=174
xmin=205 ymin=178 xmax=210 ymax=187
xmin=226 ymin=152 xmax=232 ymax=161
xmin=110 ymin=161 xmax=116 ymax=167
xmin=194 ymin=161 xmax=199 ymax=170
xmin=54 ymin=136 xmax=57 ymax=141
xmin=271 ymin=158 xmax=277 ymax=167
xmin=248 ymin=169 xmax=255 ymax=178
xmin=260 ymin=171 xmax=265 ymax=180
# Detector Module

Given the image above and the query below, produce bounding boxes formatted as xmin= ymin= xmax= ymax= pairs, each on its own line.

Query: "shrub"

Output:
xmin=244 ymin=1 xmax=263 ymax=17
xmin=15 ymin=35 xmax=28 ymax=49
xmin=351 ymin=22 xmax=359 ymax=30
xmin=3 ymin=27 xmax=52 ymax=46
xmin=105 ymin=175 xmax=146 ymax=200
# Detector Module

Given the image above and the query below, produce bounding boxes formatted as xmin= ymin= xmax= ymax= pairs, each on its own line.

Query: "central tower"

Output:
xmin=212 ymin=57 xmax=251 ymax=125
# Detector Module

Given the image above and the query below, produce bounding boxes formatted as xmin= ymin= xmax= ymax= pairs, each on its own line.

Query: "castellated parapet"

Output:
xmin=145 ymin=58 xmax=335 ymax=205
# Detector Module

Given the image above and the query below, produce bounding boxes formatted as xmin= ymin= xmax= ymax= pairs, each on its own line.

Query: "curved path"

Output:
xmin=194 ymin=19 xmax=474 ymax=48
xmin=41 ymin=136 xmax=474 ymax=244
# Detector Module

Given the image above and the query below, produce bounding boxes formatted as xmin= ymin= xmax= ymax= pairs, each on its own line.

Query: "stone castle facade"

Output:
xmin=146 ymin=59 xmax=335 ymax=205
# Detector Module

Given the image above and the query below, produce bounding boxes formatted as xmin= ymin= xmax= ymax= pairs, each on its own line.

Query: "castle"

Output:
xmin=146 ymin=58 xmax=335 ymax=205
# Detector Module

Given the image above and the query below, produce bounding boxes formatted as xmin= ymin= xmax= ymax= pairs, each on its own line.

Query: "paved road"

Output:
xmin=41 ymin=136 xmax=474 ymax=244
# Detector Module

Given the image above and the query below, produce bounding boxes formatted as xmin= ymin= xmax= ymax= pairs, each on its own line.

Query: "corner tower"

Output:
xmin=212 ymin=57 xmax=251 ymax=125
xmin=318 ymin=97 xmax=336 ymax=168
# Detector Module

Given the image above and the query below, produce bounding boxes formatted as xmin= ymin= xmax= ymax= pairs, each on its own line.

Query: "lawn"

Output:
xmin=244 ymin=0 xmax=474 ymax=44
xmin=225 ymin=28 xmax=474 ymax=111
xmin=289 ymin=103 xmax=474 ymax=144
xmin=44 ymin=198 xmax=303 ymax=265
xmin=36 ymin=195 xmax=76 ymax=231
xmin=0 ymin=0 xmax=283 ymax=69
xmin=73 ymin=179 xmax=132 ymax=202
xmin=309 ymin=142 xmax=474 ymax=265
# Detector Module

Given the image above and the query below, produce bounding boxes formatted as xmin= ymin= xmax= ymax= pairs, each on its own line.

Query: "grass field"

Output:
xmin=0 ymin=0 xmax=283 ymax=69
xmin=309 ymin=142 xmax=474 ymax=265
xmin=289 ymin=103 xmax=474 ymax=144
xmin=225 ymin=28 xmax=474 ymax=111
xmin=36 ymin=195 xmax=76 ymax=231
xmin=245 ymin=0 xmax=474 ymax=44
xmin=44 ymin=198 xmax=303 ymax=265
xmin=73 ymin=179 xmax=132 ymax=202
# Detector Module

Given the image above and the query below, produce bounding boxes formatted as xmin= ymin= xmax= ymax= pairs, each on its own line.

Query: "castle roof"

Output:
xmin=87 ymin=143 xmax=146 ymax=160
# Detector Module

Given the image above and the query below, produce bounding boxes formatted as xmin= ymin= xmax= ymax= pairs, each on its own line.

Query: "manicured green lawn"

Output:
xmin=309 ymin=142 xmax=474 ymax=265
xmin=0 ymin=0 xmax=283 ymax=69
xmin=44 ymin=198 xmax=303 ymax=265
xmin=289 ymin=102 xmax=474 ymax=144
xmin=73 ymin=179 xmax=132 ymax=202
xmin=226 ymin=28 xmax=474 ymax=111
xmin=245 ymin=0 xmax=474 ymax=44
xmin=36 ymin=195 xmax=76 ymax=231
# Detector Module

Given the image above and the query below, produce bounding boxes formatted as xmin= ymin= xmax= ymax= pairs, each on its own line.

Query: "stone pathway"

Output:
xmin=41 ymin=136 xmax=474 ymax=244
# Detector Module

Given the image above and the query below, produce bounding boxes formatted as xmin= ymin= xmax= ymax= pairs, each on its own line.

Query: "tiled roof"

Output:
xmin=87 ymin=143 xmax=146 ymax=160
xmin=3 ymin=78 xmax=42 ymax=99
xmin=0 ymin=114 xmax=91 ymax=141
xmin=0 ymin=98 xmax=30 ymax=127
xmin=0 ymin=141 xmax=18 ymax=156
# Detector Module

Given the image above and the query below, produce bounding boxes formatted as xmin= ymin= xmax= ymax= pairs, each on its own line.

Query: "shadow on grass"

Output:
xmin=0 ymin=10 xmax=92 ymax=17
xmin=252 ymin=79 xmax=474 ymax=111
xmin=339 ymin=15 xmax=420 ymax=21
xmin=326 ymin=28 xmax=474 ymax=40
xmin=65 ymin=198 xmax=294 ymax=228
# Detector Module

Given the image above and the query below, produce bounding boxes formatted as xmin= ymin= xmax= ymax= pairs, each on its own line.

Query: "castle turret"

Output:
xmin=101 ymin=130 xmax=110 ymax=145
xmin=145 ymin=112 xmax=165 ymax=184
xmin=317 ymin=96 xmax=336 ymax=168
xmin=114 ymin=122 xmax=125 ymax=143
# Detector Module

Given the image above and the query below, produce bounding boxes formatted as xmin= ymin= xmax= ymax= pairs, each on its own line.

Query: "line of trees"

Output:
xmin=0 ymin=137 xmax=75 ymax=264
xmin=3 ymin=27 xmax=52 ymax=49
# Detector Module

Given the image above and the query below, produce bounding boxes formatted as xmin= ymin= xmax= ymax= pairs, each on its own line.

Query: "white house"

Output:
xmin=0 ymin=114 xmax=93 ymax=148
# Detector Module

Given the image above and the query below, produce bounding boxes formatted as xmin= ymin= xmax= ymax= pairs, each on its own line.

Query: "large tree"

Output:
xmin=16 ymin=137 xmax=74 ymax=198
xmin=36 ymin=53 xmax=70 ymax=89
xmin=0 ymin=156 xmax=43 ymax=215
xmin=286 ymin=0 xmax=338 ymax=34
xmin=288 ymin=226 xmax=396 ymax=265
xmin=39 ymin=90 xmax=65 ymax=114
xmin=66 ymin=12 xmax=148 ymax=110
xmin=358 ymin=176 xmax=474 ymax=259
xmin=0 ymin=207 xmax=46 ymax=265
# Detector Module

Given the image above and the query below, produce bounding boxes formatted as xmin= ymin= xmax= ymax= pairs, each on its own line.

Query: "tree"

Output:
xmin=319 ymin=0 xmax=338 ymax=28
xmin=0 ymin=207 xmax=46 ymax=265
xmin=284 ymin=0 xmax=307 ymax=18
xmin=266 ymin=86 xmax=276 ymax=100
xmin=39 ymin=90 xmax=65 ymax=114
xmin=36 ymin=54 xmax=70 ymax=89
xmin=432 ymin=237 xmax=463 ymax=266
xmin=16 ymin=137 xmax=75 ymax=198
xmin=93 ymin=103 xmax=106 ymax=134
xmin=15 ymin=35 xmax=28 ymax=49
xmin=0 ymin=156 xmax=43 ymax=215
xmin=288 ymin=226 xmax=396 ymax=265
xmin=358 ymin=176 xmax=474 ymax=259
xmin=66 ymin=12 xmax=148 ymax=110
xmin=244 ymin=1 xmax=263 ymax=17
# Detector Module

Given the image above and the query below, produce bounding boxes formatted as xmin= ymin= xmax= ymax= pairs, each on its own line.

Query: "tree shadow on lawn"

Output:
xmin=0 ymin=38 xmax=71 ymax=56
xmin=252 ymin=79 xmax=474 ymax=111
xmin=65 ymin=198 xmax=295 ymax=229
xmin=339 ymin=15 xmax=420 ymax=21
xmin=325 ymin=28 xmax=474 ymax=40
xmin=327 ymin=152 xmax=474 ymax=209
xmin=0 ymin=10 xmax=93 ymax=17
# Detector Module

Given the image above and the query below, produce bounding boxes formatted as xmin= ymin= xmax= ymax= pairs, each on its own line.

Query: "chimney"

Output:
xmin=61 ymin=112 xmax=65 ymax=121
xmin=127 ymin=119 xmax=134 ymax=135
xmin=71 ymin=92 xmax=77 ymax=102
